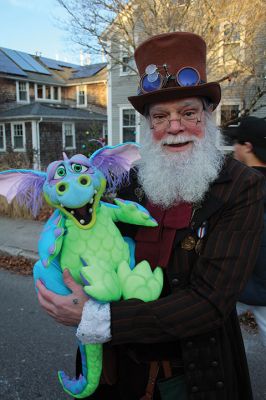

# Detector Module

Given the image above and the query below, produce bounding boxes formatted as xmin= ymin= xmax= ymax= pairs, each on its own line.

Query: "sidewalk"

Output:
xmin=0 ymin=216 xmax=43 ymax=261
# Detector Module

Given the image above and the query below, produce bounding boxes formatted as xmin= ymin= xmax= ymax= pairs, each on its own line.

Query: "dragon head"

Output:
xmin=0 ymin=143 xmax=140 ymax=229
xmin=44 ymin=153 xmax=106 ymax=229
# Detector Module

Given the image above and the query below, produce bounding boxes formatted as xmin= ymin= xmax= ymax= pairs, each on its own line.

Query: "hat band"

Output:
xmin=138 ymin=64 xmax=206 ymax=95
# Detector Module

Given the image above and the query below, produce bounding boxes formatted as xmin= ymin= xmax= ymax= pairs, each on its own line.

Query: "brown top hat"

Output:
xmin=128 ymin=32 xmax=221 ymax=115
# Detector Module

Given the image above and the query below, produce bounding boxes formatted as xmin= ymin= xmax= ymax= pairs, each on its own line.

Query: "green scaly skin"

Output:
xmin=57 ymin=200 xmax=163 ymax=398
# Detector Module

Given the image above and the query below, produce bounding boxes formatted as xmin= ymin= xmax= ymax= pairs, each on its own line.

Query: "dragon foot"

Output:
xmin=117 ymin=260 xmax=163 ymax=302
xmin=80 ymin=265 xmax=122 ymax=302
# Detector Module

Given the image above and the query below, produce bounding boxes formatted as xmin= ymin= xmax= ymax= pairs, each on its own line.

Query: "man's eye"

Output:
xmin=183 ymin=110 xmax=197 ymax=120
xmin=54 ymin=165 xmax=66 ymax=179
xmin=71 ymin=163 xmax=88 ymax=173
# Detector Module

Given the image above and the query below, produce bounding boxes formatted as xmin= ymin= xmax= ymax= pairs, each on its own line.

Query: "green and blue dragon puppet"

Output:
xmin=0 ymin=143 xmax=163 ymax=398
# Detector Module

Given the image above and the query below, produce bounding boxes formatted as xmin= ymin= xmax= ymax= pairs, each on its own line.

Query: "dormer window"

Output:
xmin=16 ymin=81 xmax=29 ymax=103
xmin=34 ymin=84 xmax=61 ymax=102
xmin=77 ymin=86 xmax=87 ymax=107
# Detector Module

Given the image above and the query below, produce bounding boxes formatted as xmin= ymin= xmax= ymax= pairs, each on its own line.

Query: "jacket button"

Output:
xmin=211 ymin=361 xmax=218 ymax=367
xmin=186 ymin=341 xmax=193 ymax=348
xmin=191 ymin=386 xmax=198 ymax=393
xmin=210 ymin=337 xmax=216 ymax=344
xmin=171 ymin=278 xmax=180 ymax=287
xmin=216 ymin=381 xmax=224 ymax=389
xmin=188 ymin=363 xmax=195 ymax=370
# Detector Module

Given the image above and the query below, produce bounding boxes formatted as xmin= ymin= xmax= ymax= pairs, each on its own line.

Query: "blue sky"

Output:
xmin=0 ymin=0 xmax=84 ymax=64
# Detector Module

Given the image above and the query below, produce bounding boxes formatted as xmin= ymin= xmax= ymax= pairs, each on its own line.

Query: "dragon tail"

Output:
xmin=58 ymin=342 xmax=102 ymax=398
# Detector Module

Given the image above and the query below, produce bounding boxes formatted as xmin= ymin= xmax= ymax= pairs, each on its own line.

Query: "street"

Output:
xmin=0 ymin=268 xmax=265 ymax=399
xmin=0 ymin=269 xmax=76 ymax=400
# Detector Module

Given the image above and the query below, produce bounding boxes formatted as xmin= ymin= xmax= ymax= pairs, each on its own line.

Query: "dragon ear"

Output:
xmin=90 ymin=143 xmax=140 ymax=192
xmin=0 ymin=169 xmax=47 ymax=217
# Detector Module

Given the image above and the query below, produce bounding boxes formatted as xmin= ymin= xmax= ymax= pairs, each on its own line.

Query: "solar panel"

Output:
xmin=1 ymin=48 xmax=50 ymax=75
xmin=39 ymin=56 xmax=64 ymax=71
xmin=19 ymin=52 xmax=51 ymax=75
xmin=71 ymin=63 xmax=106 ymax=79
xmin=0 ymin=50 xmax=27 ymax=76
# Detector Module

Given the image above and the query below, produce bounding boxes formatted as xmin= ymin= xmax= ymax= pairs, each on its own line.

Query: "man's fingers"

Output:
xmin=63 ymin=268 xmax=83 ymax=293
xmin=36 ymin=279 xmax=63 ymax=305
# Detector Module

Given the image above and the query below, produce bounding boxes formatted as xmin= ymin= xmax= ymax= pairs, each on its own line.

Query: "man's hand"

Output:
xmin=36 ymin=269 xmax=89 ymax=326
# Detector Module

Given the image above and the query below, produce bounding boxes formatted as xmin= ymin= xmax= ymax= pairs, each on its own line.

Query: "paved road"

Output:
xmin=0 ymin=269 xmax=76 ymax=400
xmin=0 ymin=268 xmax=266 ymax=400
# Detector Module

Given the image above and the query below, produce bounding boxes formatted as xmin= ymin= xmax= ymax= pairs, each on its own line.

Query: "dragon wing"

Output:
xmin=0 ymin=169 xmax=47 ymax=216
xmin=90 ymin=143 xmax=141 ymax=192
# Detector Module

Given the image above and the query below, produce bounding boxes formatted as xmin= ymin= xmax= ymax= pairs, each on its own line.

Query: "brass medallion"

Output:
xmin=181 ymin=235 xmax=196 ymax=251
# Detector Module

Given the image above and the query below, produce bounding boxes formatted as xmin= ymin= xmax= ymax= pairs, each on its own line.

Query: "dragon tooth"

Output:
xmin=89 ymin=198 xmax=93 ymax=204
xmin=89 ymin=208 xmax=93 ymax=213
xmin=80 ymin=219 xmax=85 ymax=225
xmin=71 ymin=210 xmax=75 ymax=215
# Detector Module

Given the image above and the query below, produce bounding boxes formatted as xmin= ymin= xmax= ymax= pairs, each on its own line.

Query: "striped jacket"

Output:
xmin=80 ymin=157 xmax=265 ymax=400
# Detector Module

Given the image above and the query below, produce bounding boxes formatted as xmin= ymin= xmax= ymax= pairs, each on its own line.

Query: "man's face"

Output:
xmin=233 ymin=142 xmax=248 ymax=163
xmin=149 ymin=97 xmax=205 ymax=154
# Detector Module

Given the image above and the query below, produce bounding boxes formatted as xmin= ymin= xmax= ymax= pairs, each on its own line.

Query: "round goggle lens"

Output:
xmin=145 ymin=64 xmax=157 ymax=75
xmin=177 ymin=68 xmax=200 ymax=87
xmin=141 ymin=74 xmax=162 ymax=92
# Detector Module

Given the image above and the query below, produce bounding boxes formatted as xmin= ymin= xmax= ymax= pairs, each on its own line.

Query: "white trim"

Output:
xmin=0 ymin=124 xmax=6 ymax=152
xmin=107 ymin=44 xmax=113 ymax=145
xmin=16 ymin=81 xmax=30 ymax=103
xmin=76 ymin=85 xmax=87 ymax=107
xmin=31 ymin=120 xmax=41 ymax=169
xmin=11 ymin=122 xmax=26 ymax=151
xmin=119 ymin=105 xmax=138 ymax=143
xmin=62 ymin=122 xmax=76 ymax=150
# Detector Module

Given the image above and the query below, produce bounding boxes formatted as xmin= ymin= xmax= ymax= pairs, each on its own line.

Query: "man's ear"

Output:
xmin=244 ymin=142 xmax=253 ymax=153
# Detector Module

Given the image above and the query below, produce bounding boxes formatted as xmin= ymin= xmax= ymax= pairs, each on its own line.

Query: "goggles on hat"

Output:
xmin=138 ymin=64 xmax=205 ymax=94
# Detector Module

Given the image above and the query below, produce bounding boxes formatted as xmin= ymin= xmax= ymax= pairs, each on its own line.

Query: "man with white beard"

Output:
xmin=36 ymin=32 xmax=265 ymax=400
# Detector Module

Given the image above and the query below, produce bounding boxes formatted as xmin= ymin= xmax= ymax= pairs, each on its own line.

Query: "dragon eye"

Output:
xmin=71 ymin=163 xmax=88 ymax=173
xmin=54 ymin=165 xmax=66 ymax=179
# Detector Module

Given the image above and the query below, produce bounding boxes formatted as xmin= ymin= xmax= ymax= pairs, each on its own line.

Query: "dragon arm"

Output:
xmin=101 ymin=199 xmax=157 ymax=227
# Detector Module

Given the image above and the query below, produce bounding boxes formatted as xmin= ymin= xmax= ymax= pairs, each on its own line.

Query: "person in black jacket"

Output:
xmin=233 ymin=116 xmax=266 ymax=346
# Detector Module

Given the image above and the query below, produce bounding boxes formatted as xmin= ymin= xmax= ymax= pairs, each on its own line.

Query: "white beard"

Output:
xmin=137 ymin=113 xmax=225 ymax=208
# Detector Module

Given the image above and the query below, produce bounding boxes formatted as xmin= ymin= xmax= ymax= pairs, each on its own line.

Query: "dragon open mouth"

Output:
xmin=62 ymin=193 xmax=96 ymax=226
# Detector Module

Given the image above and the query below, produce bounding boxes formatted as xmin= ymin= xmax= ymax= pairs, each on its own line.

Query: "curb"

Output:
xmin=0 ymin=246 xmax=39 ymax=262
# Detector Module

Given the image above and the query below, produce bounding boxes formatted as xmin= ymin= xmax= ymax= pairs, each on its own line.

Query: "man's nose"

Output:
xmin=167 ymin=118 xmax=185 ymax=134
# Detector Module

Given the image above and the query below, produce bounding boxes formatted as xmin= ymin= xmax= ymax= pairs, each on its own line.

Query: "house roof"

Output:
xmin=0 ymin=102 xmax=107 ymax=121
xmin=0 ymin=47 xmax=107 ymax=84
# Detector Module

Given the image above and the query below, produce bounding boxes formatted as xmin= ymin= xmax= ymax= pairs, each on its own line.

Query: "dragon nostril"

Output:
xmin=58 ymin=184 xmax=66 ymax=192
xmin=80 ymin=177 xmax=88 ymax=185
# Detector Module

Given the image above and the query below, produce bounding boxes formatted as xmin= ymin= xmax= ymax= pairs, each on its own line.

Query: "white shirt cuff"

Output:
xmin=76 ymin=300 xmax=112 ymax=344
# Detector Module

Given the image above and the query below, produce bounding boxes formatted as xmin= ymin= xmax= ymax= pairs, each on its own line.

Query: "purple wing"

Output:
xmin=0 ymin=169 xmax=47 ymax=217
xmin=90 ymin=143 xmax=140 ymax=192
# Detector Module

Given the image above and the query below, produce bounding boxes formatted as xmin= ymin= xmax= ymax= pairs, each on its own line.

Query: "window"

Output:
xmin=77 ymin=86 xmax=87 ymax=107
xmin=16 ymin=81 xmax=29 ymax=103
xmin=223 ymin=23 xmax=241 ymax=64
xmin=122 ymin=109 xmax=136 ymax=142
xmin=11 ymin=123 xmax=25 ymax=151
xmin=220 ymin=104 xmax=240 ymax=147
xmin=35 ymin=84 xmax=61 ymax=102
xmin=53 ymin=86 xmax=59 ymax=100
xmin=120 ymin=46 xmax=135 ymax=75
xmin=0 ymin=124 xmax=6 ymax=151
xmin=37 ymin=84 xmax=44 ymax=98
xmin=45 ymin=86 xmax=51 ymax=100
xmin=63 ymin=122 xmax=75 ymax=149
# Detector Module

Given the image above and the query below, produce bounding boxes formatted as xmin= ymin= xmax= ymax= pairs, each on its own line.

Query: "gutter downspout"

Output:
xmin=32 ymin=117 xmax=42 ymax=170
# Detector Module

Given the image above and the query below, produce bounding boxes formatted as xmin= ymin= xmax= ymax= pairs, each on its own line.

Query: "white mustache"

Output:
xmin=160 ymin=135 xmax=198 ymax=145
